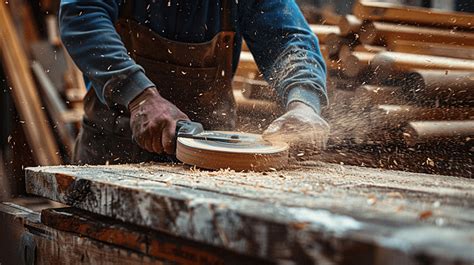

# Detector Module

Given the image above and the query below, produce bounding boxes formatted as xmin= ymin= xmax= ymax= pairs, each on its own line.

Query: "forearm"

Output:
xmin=241 ymin=0 xmax=327 ymax=114
xmin=59 ymin=0 xmax=154 ymax=107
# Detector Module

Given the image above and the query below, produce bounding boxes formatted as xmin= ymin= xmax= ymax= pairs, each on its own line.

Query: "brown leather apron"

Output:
xmin=73 ymin=0 xmax=236 ymax=165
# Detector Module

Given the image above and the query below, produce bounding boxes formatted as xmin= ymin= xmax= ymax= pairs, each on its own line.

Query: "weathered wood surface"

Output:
xmin=41 ymin=207 xmax=272 ymax=265
xmin=25 ymin=163 xmax=474 ymax=264
xmin=0 ymin=203 xmax=162 ymax=265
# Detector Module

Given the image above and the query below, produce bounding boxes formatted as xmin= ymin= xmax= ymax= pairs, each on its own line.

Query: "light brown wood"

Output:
xmin=371 ymin=105 xmax=474 ymax=125
xmin=338 ymin=15 xmax=362 ymax=36
xmin=339 ymin=44 xmax=386 ymax=61
xmin=353 ymin=1 xmax=474 ymax=30
xmin=360 ymin=21 xmax=474 ymax=46
xmin=370 ymin=52 xmax=474 ymax=81
xmin=176 ymin=132 xmax=289 ymax=171
xmin=31 ymin=61 xmax=75 ymax=154
xmin=403 ymin=70 xmax=474 ymax=105
xmin=341 ymin=51 xmax=376 ymax=77
xmin=0 ymin=1 xmax=61 ymax=165
xmin=354 ymin=105 xmax=474 ymax=145
xmin=309 ymin=24 xmax=340 ymax=43
xmin=387 ymin=40 xmax=474 ymax=60
xmin=404 ymin=120 xmax=474 ymax=146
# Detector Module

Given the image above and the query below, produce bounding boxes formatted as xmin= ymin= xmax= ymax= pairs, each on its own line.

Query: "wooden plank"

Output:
xmin=0 ymin=1 xmax=61 ymax=165
xmin=31 ymin=61 xmax=75 ymax=154
xmin=353 ymin=1 xmax=474 ymax=30
xmin=370 ymin=52 xmax=474 ymax=82
xmin=402 ymin=70 xmax=474 ymax=105
xmin=359 ymin=21 xmax=474 ymax=46
xmin=309 ymin=24 xmax=340 ymax=43
xmin=404 ymin=120 xmax=474 ymax=146
xmin=0 ymin=203 xmax=161 ymax=265
xmin=41 ymin=207 xmax=272 ymax=265
xmin=25 ymin=164 xmax=474 ymax=264
xmin=387 ymin=40 xmax=474 ymax=60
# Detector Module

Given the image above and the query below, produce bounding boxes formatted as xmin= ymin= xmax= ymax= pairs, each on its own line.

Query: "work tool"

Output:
xmin=175 ymin=120 xmax=289 ymax=171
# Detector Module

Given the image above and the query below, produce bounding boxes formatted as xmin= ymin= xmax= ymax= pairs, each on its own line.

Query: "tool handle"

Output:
xmin=176 ymin=120 xmax=204 ymax=138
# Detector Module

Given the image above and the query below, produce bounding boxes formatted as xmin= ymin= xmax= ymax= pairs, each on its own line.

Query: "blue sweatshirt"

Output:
xmin=59 ymin=0 xmax=327 ymax=114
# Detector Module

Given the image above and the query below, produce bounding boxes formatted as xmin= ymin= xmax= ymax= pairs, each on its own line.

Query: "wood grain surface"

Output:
xmin=25 ymin=163 xmax=474 ymax=264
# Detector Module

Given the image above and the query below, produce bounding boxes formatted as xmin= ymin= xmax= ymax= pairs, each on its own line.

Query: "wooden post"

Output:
xmin=0 ymin=2 xmax=61 ymax=165
xmin=359 ymin=21 xmax=474 ymax=46
xmin=404 ymin=120 xmax=474 ymax=146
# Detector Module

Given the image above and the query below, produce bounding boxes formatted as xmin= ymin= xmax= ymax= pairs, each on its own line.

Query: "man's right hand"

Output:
xmin=129 ymin=87 xmax=189 ymax=154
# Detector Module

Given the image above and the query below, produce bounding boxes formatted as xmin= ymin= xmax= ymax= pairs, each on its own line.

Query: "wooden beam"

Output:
xmin=0 ymin=2 xmax=61 ymax=165
xmin=41 ymin=207 xmax=269 ymax=265
xmin=309 ymin=24 xmax=340 ymax=43
xmin=353 ymin=1 xmax=474 ymax=30
xmin=387 ymin=40 xmax=474 ymax=60
xmin=403 ymin=70 xmax=474 ymax=105
xmin=0 ymin=203 xmax=161 ymax=265
xmin=25 ymin=164 xmax=474 ymax=264
xmin=359 ymin=21 xmax=474 ymax=46
xmin=404 ymin=120 xmax=474 ymax=146
xmin=31 ymin=61 xmax=75 ymax=155
xmin=370 ymin=52 xmax=474 ymax=81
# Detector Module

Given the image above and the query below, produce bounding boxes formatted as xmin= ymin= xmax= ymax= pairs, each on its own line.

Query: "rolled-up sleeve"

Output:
xmin=239 ymin=0 xmax=327 ymax=114
xmin=59 ymin=0 xmax=154 ymax=108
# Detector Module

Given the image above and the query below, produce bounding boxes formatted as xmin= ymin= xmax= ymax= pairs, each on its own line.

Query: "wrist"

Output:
xmin=128 ymin=86 xmax=159 ymax=111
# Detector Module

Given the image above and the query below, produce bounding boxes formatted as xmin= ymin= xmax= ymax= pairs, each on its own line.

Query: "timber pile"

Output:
xmin=323 ymin=1 xmax=474 ymax=149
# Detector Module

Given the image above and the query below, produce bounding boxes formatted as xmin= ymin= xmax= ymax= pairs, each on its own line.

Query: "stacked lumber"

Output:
xmin=321 ymin=1 xmax=474 ymax=147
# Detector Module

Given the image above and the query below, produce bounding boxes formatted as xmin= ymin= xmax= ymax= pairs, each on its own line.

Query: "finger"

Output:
xmin=143 ymin=129 xmax=156 ymax=153
xmin=162 ymin=120 xmax=176 ymax=155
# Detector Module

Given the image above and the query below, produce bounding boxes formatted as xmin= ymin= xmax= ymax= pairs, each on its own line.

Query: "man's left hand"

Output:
xmin=263 ymin=102 xmax=329 ymax=149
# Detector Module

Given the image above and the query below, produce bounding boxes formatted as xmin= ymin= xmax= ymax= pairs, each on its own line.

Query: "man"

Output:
xmin=60 ymin=0 xmax=329 ymax=164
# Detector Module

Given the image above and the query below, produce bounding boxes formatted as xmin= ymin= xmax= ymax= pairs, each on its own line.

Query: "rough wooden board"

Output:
xmin=42 ymin=207 xmax=273 ymax=265
xmin=0 ymin=203 xmax=161 ymax=265
xmin=25 ymin=163 xmax=474 ymax=264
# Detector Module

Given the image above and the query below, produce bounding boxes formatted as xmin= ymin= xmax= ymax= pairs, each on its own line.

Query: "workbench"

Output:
xmin=1 ymin=162 xmax=474 ymax=265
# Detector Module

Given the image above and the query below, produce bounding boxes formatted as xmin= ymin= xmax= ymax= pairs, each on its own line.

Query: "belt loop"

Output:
xmin=220 ymin=0 xmax=234 ymax=32
xmin=119 ymin=0 xmax=134 ymax=19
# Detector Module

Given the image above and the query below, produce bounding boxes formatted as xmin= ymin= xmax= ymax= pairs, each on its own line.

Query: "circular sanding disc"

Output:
xmin=176 ymin=132 xmax=289 ymax=171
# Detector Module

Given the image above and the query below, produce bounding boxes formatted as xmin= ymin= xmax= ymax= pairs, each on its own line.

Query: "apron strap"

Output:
xmin=119 ymin=0 xmax=134 ymax=19
xmin=220 ymin=0 xmax=234 ymax=32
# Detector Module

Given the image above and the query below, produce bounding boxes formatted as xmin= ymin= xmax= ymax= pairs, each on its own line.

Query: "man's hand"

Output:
xmin=129 ymin=87 xmax=189 ymax=154
xmin=263 ymin=102 xmax=329 ymax=149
